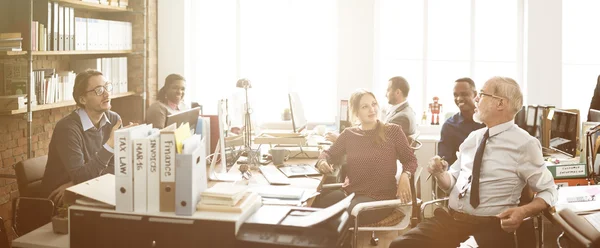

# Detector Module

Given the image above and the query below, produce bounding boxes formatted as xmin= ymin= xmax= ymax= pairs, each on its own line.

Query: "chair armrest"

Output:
xmin=321 ymin=183 xmax=344 ymax=190
xmin=351 ymin=199 xmax=411 ymax=217
xmin=420 ymin=197 xmax=449 ymax=220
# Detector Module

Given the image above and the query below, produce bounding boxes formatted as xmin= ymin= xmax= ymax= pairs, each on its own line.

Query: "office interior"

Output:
xmin=1 ymin=0 xmax=600 ymax=247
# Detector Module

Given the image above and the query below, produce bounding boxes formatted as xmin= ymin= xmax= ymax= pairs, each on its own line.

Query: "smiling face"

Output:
xmin=166 ymin=80 xmax=186 ymax=103
xmin=474 ymin=82 xmax=503 ymax=124
xmin=356 ymin=93 xmax=379 ymax=126
xmin=79 ymin=75 xmax=111 ymax=113
xmin=454 ymin=81 xmax=477 ymax=114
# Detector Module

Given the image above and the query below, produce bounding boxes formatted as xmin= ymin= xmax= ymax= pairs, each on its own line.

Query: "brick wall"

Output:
xmin=0 ymin=0 xmax=158 ymax=240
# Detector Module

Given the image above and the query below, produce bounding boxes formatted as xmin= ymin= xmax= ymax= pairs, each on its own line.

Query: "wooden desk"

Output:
xmin=12 ymin=158 xmax=324 ymax=248
xmin=12 ymin=223 xmax=68 ymax=248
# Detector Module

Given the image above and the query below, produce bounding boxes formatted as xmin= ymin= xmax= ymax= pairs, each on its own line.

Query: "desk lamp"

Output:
xmin=236 ymin=78 xmax=260 ymax=168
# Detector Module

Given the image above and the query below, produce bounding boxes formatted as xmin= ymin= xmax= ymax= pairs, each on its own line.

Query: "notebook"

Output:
xmin=278 ymin=164 xmax=321 ymax=177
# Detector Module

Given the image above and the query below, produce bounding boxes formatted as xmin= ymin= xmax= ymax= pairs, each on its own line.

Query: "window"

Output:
xmin=376 ymin=0 xmax=521 ymax=118
xmin=187 ymin=0 xmax=337 ymax=124
xmin=562 ymin=0 xmax=600 ymax=119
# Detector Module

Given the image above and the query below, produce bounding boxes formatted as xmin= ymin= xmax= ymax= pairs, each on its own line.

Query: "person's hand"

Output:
xmin=427 ymin=155 xmax=448 ymax=178
xmin=48 ymin=181 xmax=74 ymax=206
xmin=106 ymin=119 xmax=122 ymax=149
xmin=496 ymin=207 xmax=527 ymax=233
xmin=315 ymin=160 xmax=334 ymax=174
xmin=396 ymin=172 xmax=411 ymax=203
xmin=324 ymin=132 xmax=339 ymax=143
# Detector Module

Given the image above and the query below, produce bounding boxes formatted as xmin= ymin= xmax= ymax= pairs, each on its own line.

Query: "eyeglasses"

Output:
xmin=85 ymin=83 xmax=113 ymax=96
xmin=477 ymin=91 xmax=504 ymax=102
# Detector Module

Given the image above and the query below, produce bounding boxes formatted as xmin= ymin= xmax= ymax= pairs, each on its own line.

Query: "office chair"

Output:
xmin=556 ymin=208 xmax=600 ymax=248
xmin=13 ymin=155 xmax=56 ymax=237
xmin=420 ymin=185 xmax=545 ymax=248
xmin=0 ymin=217 xmax=10 ymax=248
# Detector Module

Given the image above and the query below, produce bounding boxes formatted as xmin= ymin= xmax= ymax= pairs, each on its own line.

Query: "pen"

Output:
xmin=426 ymin=156 xmax=445 ymax=182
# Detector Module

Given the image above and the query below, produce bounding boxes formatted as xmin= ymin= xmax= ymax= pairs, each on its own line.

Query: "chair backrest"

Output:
xmin=14 ymin=155 xmax=48 ymax=198
xmin=407 ymin=130 xmax=422 ymax=151
xmin=557 ymin=208 xmax=599 ymax=247
xmin=12 ymin=197 xmax=54 ymax=237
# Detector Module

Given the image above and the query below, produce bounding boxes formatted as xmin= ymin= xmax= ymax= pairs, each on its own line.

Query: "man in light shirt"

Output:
xmin=389 ymin=76 xmax=557 ymax=248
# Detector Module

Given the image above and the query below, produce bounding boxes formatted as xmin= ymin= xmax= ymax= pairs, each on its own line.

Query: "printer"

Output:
xmin=236 ymin=205 xmax=350 ymax=247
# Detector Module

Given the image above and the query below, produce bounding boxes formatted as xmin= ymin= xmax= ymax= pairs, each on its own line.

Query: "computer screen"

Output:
xmin=526 ymin=105 xmax=537 ymax=136
xmin=165 ymin=107 xmax=202 ymax=133
xmin=288 ymin=92 xmax=307 ymax=133
xmin=549 ymin=109 xmax=579 ymax=157
xmin=590 ymin=109 xmax=600 ymax=122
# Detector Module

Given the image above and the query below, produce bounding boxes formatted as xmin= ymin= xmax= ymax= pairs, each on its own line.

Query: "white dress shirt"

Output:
xmin=445 ymin=120 xmax=557 ymax=216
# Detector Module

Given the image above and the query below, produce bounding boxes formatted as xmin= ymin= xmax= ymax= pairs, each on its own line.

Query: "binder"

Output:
xmin=58 ymin=6 xmax=63 ymax=51
xmin=75 ymin=17 xmax=87 ymax=50
xmin=175 ymin=135 xmax=207 ymax=216
xmin=47 ymin=2 xmax=52 ymax=51
xmin=69 ymin=7 xmax=74 ymax=50
xmin=146 ymin=132 xmax=160 ymax=212
xmin=52 ymin=2 xmax=58 ymax=51
xmin=114 ymin=124 xmax=150 ymax=212
xmin=159 ymin=123 xmax=177 ymax=212
xmin=132 ymin=130 xmax=154 ymax=213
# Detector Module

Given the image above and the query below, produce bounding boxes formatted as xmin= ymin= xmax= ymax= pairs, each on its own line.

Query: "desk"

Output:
xmin=12 ymin=158 xmax=323 ymax=248
xmin=12 ymin=223 xmax=68 ymax=248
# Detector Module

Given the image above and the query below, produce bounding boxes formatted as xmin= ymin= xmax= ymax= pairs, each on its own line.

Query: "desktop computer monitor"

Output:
xmin=526 ymin=105 xmax=538 ymax=136
xmin=165 ymin=107 xmax=202 ymax=133
xmin=590 ymin=109 xmax=600 ymax=122
xmin=288 ymin=92 xmax=307 ymax=133
xmin=549 ymin=109 xmax=579 ymax=157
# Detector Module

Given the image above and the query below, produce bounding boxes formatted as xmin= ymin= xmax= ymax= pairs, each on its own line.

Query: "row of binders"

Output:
xmin=31 ymin=1 xmax=132 ymax=51
xmin=71 ymin=57 xmax=129 ymax=94
xmin=114 ymin=122 xmax=208 ymax=216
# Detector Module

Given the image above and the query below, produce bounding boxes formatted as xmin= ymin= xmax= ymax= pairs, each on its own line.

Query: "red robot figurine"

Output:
xmin=428 ymin=96 xmax=443 ymax=125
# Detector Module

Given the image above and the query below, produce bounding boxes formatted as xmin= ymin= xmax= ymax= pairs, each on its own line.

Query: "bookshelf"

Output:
xmin=0 ymin=0 xmax=148 ymax=158
xmin=0 ymin=91 xmax=136 ymax=115
xmin=0 ymin=50 xmax=133 ymax=56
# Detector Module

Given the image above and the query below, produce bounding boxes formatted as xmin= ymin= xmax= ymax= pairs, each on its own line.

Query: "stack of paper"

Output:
xmin=556 ymin=185 xmax=600 ymax=214
xmin=200 ymin=183 xmax=248 ymax=207
xmin=197 ymin=192 xmax=261 ymax=213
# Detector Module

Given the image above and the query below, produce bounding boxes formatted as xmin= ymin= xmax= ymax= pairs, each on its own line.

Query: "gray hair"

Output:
xmin=487 ymin=76 xmax=523 ymax=115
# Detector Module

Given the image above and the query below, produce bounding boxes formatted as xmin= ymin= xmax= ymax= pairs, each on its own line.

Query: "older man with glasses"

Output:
xmin=41 ymin=69 xmax=127 ymax=205
xmin=389 ymin=76 xmax=557 ymax=248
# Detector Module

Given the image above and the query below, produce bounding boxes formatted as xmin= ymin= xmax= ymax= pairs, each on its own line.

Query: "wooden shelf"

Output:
xmin=0 ymin=91 xmax=137 ymax=115
xmin=49 ymin=0 xmax=132 ymax=13
xmin=0 ymin=50 xmax=133 ymax=57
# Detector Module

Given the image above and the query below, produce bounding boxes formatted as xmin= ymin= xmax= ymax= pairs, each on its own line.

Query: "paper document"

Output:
xmin=556 ymin=185 xmax=600 ymax=214
xmin=65 ymin=174 xmax=115 ymax=207
xmin=280 ymin=193 xmax=354 ymax=227
xmin=584 ymin=212 xmax=600 ymax=233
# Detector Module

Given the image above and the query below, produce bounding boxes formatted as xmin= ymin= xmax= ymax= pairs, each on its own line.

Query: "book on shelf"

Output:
xmin=197 ymin=192 xmax=261 ymax=213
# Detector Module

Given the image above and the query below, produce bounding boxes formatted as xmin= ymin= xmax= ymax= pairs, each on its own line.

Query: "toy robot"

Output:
xmin=428 ymin=96 xmax=443 ymax=125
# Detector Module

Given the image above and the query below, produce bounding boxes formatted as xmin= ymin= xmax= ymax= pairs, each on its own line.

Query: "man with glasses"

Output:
xmin=42 ymin=69 xmax=123 ymax=204
xmin=390 ymin=76 xmax=557 ymax=248
xmin=438 ymin=78 xmax=485 ymax=165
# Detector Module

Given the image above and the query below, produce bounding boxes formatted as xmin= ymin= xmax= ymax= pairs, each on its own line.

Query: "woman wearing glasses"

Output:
xmin=41 ymin=69 xmax=123 ymax=204
xmin=146 ymin=74 xmax=189 ymax=129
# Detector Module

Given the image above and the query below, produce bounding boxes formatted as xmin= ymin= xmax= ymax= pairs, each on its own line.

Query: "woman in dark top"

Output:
xmin=588 ymin=75 xmax=600 ymax=121
xmin=146 ymin=74 xmax=189 ymax=128
xmin=314 ymin=89 xmax=418 ymax=225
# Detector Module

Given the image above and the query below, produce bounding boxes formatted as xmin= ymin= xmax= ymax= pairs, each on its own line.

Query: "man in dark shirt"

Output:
xmin=41 ymin=69 xmax=122 ymax=204
xmin=438 ymin=77 xmax=485 ymax=165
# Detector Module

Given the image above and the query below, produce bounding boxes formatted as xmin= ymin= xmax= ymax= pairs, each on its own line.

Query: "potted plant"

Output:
xmin=52 ymin=205 xmax=68 ymax=234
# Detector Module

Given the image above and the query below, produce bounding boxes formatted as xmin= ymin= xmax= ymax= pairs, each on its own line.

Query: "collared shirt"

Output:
xmin=445 ymin=121 xmax=557 ymax=216
xmin=76 ymin=108 xmax=113 ymax=153
xmin=438 ymin=112 xmax=485 ymax=165
xmin=385 ymin=100 xmax=408 ymax=122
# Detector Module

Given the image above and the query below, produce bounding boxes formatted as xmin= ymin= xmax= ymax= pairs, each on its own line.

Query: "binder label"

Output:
xmin=118 ymin=137 xmax=127 ymax=175
xmin=149 ymin=139 xmax=157 ymax=172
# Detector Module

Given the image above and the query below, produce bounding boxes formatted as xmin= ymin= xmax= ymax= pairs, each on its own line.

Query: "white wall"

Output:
xmin=525 ymin=0 xmax=562 ymax=107
xmin=336 ymin=0 xmax=375 ymax=103
xmin=157 ymin=0 xmax=187 ymax=90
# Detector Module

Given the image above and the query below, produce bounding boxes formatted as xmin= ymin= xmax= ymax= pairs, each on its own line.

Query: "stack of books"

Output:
xmin=0 ymin=33 xmax=22 ymax=51
xmin=197 ymin=183 xmax=260 ymax=213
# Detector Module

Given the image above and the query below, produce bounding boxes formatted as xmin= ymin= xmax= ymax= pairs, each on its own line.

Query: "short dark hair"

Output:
xmin=455 ymin=77 xmax=476 ymax=91
xmin=73 ymin=69 xmax=104 ymax=108
xmin=388 ymin=76 xmax=410 ymax=97
xmin=157 ymin=74 xmax=186 ymax=102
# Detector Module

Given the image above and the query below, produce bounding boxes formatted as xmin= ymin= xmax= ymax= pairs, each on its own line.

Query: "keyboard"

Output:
xmin=259 ymin=165 xmax=291 ymax=185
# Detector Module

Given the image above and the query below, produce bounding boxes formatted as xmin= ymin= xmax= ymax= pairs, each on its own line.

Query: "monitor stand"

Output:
xmin=209 ymin=140 xmax=243 ymax=182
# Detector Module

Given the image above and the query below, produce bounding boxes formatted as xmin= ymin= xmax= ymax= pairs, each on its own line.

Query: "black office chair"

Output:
xmin=12 ymin=155 xmax=55 ymax=237
xmin=556 ymin=208 xmax=600 ymax=248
